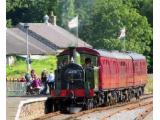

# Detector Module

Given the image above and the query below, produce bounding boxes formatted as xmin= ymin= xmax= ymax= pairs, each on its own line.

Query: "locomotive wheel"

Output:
xmin=113 ymin=93 xmax=118 ymax=104
xmin=125 ymin=93 xmax=129 ymax=102
xmin=45 ymin=97 xmax=58 ymax=114
xmin=103 ymin=97 xmax=109 ymax=106
xmin=139 ymin=88 xmax=142 ymax=97
xmin=111 ymin=96 xmax=115 ymax=105
xmin=108 ymin=96 xmax=113 ymax=105
xmin=135 ymin=91 xmax=140 ymax=100
xmin=110 ymin=92 xmax=117 ymax=105
xmin=117 ymin=92 xmax=122 ymax=103
xmin=93 ymin=98 xmax=98 ymax=108
xmin=85 ymin=101 xmax=88 ymax=110
xmin=128 ymin=92 xmax=131 ymax=102
xmin=86 ymin=99 xmax=94 ymax=110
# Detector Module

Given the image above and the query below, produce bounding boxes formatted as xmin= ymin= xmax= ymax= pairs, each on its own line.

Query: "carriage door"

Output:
xmin=120 ymin=61 xmax=127 ymax=87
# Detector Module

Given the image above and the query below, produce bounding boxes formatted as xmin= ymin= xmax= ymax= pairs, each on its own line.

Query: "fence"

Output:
xmin=7 ymin=79 xmax=27 ymax=96
xmin=6 ymin=78 xmax=50 ymax=96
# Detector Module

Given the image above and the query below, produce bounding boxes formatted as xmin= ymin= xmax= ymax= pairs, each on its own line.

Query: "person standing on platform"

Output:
xmin=41 ymin=69 xmax=48 ymax=95
xmin=47 ymin=71 xmax=55 ymax=94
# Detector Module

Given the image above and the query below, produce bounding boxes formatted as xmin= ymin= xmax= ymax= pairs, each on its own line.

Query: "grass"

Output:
xmin=144 ymin=74 xmax=153 ymax=94
xmin=6 ymin=55 xmax=57 ymax=79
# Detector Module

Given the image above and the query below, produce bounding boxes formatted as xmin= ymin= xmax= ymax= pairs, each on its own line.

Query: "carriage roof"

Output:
xmin=96 ymin=49 xmax=131 ymax=59
xmin=58 ymin=47 xmax=145 ymax=60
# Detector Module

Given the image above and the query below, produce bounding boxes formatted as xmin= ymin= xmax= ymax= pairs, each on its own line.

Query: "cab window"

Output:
xmin=57 ymin=55 xmax=69 ymax=66
xmin=80 ymin=53 xmax=98 ymax=66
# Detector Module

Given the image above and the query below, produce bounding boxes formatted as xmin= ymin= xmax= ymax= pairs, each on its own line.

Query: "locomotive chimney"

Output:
xmin=69 ymin=47 xmax=75 ymax=62
xmin=69 ymin=47 xmax=80 ymax=65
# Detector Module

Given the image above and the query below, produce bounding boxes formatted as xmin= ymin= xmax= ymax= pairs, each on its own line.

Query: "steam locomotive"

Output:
xmin=45 ymin=47 xmax=147 ymax=113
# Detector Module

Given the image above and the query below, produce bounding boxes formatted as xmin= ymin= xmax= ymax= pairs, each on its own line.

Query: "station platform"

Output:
xmin=6 ymin=96 xmax=48 ymax=120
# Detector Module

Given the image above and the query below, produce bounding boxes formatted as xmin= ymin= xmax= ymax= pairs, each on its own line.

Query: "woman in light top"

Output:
xmin=47 ymin=71 xmax=55 ymax=94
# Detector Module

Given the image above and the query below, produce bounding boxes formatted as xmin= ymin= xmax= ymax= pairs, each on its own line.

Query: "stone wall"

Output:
xmin=19 ymin=100 xmax=45 ymax=120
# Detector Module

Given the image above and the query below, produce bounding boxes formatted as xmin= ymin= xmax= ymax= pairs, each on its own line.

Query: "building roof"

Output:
xmin=6 ymin=28 xmax=56 ymax=55
xmin=18 ymin=23 xmax=92 ymax=48
xmin=7 ymin=22 xmax=92 ymax=55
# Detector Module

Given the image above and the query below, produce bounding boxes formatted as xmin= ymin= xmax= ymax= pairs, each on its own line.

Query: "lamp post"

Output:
xmin=24 ymin=23 xmax=30 ymax=73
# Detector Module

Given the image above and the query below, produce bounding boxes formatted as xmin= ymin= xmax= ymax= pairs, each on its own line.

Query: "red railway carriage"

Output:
xmin=98 ymin=50 xmax=133 ymax=89
xmin=47 ymin=47 xmax=147 ymax=113
xmin=126 ymin=53 xmax=147 ymax=86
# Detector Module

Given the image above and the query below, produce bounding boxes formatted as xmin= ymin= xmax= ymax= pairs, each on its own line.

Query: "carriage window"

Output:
xmin=80 ymin=53 xmax=98 ymax=66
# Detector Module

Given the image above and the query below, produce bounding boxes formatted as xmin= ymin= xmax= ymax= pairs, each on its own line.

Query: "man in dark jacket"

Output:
xmin=41 ymin=69 xmax=48 ymax=95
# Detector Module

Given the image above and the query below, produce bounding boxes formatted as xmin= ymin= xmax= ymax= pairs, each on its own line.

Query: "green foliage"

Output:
xmin=6 ymin=19 xmax=12 ymax=28
xmin=122 ymin=0 xmax=153 ymax=27
xmin=6 ymin=56 xmax=57 ymax=78
xmin=89 ymin=0 xmax=152 ymax=51
xmin=57 ymin=0 xmax=76 ymax=29
xmin=6 ymin=0 xmax=57 ymax=25
xmin=145 ymin=74 xmax=153 ymax=94
xmin=6 ymin=0 xmax=153 ymax=72
xmin=77 ymin=0 xmax=152 ymax=72
xmin=74 ymin=0 xmax=94 ymax=42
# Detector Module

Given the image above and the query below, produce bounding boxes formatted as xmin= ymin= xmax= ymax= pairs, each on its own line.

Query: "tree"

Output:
xmin=122 ymin=0 xmax=153 ymax=27
xmin=57 ymin=0 xmax=76 ymax=29
xmin=6 ymin=0 xmax=153 ymax=72
xmin=74 ymin=0 xmax=94 ymax=43
xmin=79 ymin=0 xmax=152 ymax=72
xmin=6 ymin=0 xmax=57 ymax=26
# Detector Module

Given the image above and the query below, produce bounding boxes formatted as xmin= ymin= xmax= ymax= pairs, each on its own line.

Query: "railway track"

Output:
xmin=34 ymin=94 xmax=152 ymax=120
xmin=136 ymin=103 xmax=153 ymax=120
xmin=64 ymin=94 xmax=152 ymax=120
xmin=101 ymin=99 xmax=152 ymax=120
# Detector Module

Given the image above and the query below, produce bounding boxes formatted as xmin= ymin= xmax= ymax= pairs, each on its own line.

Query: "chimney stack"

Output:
xmin=50 ymin=11 xmax=57 ymax=26
xmin=54 ymin=16 xmax=57 ymax=26
xmin=43 ymin=14 xmax=49 ymax=24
